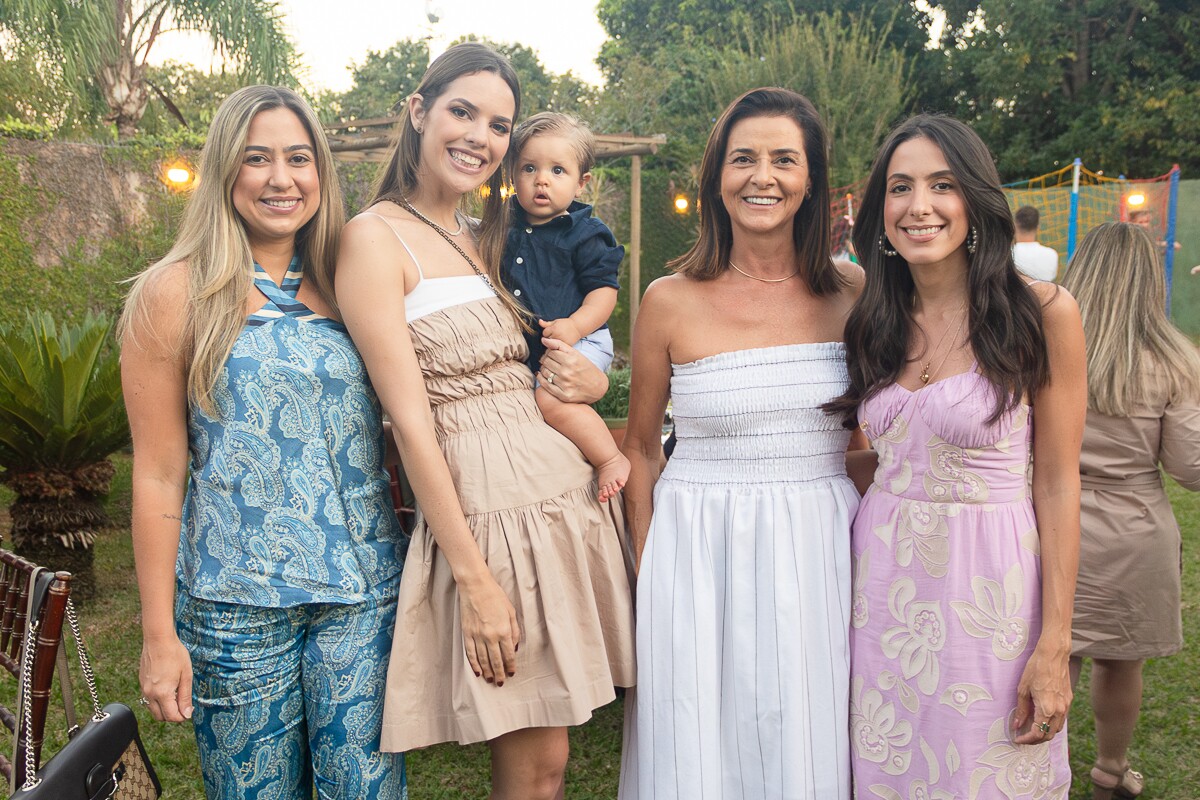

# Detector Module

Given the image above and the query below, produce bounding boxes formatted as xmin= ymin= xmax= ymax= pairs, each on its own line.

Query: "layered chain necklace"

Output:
xmin=399 ymin=198 xmax=496 ymax=294
xmin=917 ymin=301 xmax=968 ymax=385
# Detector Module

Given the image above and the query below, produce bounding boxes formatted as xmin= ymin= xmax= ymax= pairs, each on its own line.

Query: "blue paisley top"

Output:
xmin=179 ymin=258 xmax=405 ymax=607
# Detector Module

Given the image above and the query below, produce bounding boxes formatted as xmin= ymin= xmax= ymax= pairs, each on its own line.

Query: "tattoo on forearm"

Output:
xmin=161 ymin=513 xmax=182 ymax=522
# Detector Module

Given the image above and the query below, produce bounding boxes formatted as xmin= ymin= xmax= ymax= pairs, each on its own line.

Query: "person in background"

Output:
xmin=335 ymin=42 xmax=635 ymax=800
xmin=1012 ymin=205 xmax=1059 ymax=281
xmin=120 ymin=86 xmax=408 ymax=799
xmin=502 ymin=111 xmax=629 ymax=502
xmin=1060 ymin=221 xmax=1200 ymax=800
xmin=619 ymin=87 xmax=864 ymax=799
xmin=829 ymin=114 xmax=1084 ymax=797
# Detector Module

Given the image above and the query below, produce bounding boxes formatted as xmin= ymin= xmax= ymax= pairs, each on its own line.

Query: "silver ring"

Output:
xmin=1036 ymin=721 xmax=1051 ymax=734
xmin=138 ymin=696 xmax=151 ymax=707
xmin=545 ymin=372 xmax=555 ymax=385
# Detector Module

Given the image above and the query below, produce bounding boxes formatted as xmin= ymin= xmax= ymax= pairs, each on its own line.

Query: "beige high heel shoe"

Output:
xmin=1090 ymin=763 xmax=1144 ymax=800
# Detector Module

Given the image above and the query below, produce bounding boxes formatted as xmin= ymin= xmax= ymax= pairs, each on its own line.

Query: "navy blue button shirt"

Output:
xmin=501 ymin=199 xmax=624 ymax=372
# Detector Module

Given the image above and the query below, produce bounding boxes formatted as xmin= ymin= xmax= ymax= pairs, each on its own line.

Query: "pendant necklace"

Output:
xmin=402 ymin=198 xmax=465 ymax=236
xmin=400 ymin=197 xmax=496 ymax=293
xmin=918 ymin=301 xmax=968 ymax=385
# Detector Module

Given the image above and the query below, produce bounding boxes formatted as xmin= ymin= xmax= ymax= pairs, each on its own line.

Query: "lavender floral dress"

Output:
xmin=849 ymin=371 xmax=1070 ymax=799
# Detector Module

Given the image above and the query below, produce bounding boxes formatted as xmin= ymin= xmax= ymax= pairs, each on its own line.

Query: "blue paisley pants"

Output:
xmin=176 ymin=581 xmax=407 ymax=800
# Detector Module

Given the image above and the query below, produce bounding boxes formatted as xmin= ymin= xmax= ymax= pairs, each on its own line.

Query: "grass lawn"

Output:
xmin=1 ymin=457 xmax=1196 ymax=798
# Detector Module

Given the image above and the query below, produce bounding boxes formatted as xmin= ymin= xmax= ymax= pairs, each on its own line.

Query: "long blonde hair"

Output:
xmin=368 ymin=41 xmax=528 ymax=326
xmin=120 ymin=85 xmax=345 ymax=415
xmin=1061 ymin=221 xmax=1200 ymax=416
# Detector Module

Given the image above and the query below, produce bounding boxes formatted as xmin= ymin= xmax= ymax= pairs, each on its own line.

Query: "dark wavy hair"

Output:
xmin=825 ymin=114 xmax=1048 ymax=425
xmin=670 ymin=87 xmax=846 ymax=295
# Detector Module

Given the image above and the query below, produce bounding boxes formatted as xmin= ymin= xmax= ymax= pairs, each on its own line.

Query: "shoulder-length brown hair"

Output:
xmin=670 ymin=87 xmax=844 ymax=296
xmin=368 ymin=42 xmax=525 ymax=322
xmin=825 ymin=113 xmax=1049 ymax=426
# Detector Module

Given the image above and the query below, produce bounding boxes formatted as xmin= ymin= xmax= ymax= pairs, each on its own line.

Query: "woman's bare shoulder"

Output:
xmin=834 ymin=258 xmax=866 ymax=299
xmin=1028 ymin=280 xmax=1081 ymax=333
xmin=640 ymin=273 xmax=705 ymax=315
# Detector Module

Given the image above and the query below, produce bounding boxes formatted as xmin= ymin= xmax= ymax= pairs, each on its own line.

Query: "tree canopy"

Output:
xmin=927 ymin=0 xmax=1199 ymax=178
xmin=321 ymin=36 xmax=598 ymax=125
xmin=595 ymin=0 xmax=1198 ymax=180
xmin=0 ymin=0 xmax=296 ymax=138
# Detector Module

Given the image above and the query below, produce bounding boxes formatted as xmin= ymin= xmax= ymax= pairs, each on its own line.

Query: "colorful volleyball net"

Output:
xmin=1002 ymin=161 xmax=1181 ymax=263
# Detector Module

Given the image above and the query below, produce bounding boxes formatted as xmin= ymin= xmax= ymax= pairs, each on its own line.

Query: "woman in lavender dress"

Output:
xmin=826 ymin=115 xmax=1086 ymax=798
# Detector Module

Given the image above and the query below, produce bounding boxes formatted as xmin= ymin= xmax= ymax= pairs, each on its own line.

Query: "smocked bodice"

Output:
xmin=662 ymin=342 xmax=852 ymax=487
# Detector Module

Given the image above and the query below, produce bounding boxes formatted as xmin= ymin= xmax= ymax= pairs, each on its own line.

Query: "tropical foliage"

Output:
xmin=0 ymin=312 xmax=129 ymax=598
xmin=0 ymin=0 xmax=296 ymax=138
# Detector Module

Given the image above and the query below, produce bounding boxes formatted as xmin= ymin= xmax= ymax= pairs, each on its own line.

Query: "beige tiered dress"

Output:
xmin=1071 ymin=373 xmax=1200 ymax=660
xmin=380 ymin=281 xmax=636 ymax=751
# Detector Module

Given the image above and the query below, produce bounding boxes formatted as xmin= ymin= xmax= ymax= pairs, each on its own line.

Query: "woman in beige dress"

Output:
xmin=334 ymin=42 xmax=635 ymax=799
xmin=1061 ymin=222 xmax=1200 ymax=800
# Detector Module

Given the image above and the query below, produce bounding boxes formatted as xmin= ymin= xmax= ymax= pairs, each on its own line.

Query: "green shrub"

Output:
xmin=591 ymin=367 xmax=631 ymax=420
xmin=0 ymin=312 xmax=129 ymax=599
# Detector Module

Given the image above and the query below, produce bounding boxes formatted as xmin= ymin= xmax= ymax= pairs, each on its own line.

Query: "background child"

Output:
xmin=502 ymin=112 xmax=630 ymax=501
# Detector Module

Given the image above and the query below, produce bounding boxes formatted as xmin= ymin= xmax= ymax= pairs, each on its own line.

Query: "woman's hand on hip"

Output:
xmin=140 ymin=632 xmax=194 ymax=723
xmin=538 ymin=337 xmax=607 ymax=404
xmin=458 ymin=574 xmax=521 ymax=685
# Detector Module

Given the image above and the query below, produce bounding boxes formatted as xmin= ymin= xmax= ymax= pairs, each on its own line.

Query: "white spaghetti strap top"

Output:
xmin=359 ymin=211 xmax=494 ymax=322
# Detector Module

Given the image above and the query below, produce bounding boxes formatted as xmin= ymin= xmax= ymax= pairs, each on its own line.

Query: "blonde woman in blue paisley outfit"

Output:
xmin=120 ymin=86 xmax=408 ymax=799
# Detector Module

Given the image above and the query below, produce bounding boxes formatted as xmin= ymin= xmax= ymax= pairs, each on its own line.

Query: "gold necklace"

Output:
xmin=399 ymin=198 xmax=496 ymax=293
xmin=403 ymin=199 xmax=465 ymax=236
xmin=729 ymin=260 xmax=801 ymax=283
xmin=918 ymin=301 xmax=968 ymax=384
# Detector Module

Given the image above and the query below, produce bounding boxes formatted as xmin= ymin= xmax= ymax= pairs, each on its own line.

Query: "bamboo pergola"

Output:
xmin=325 ymin=118 xmax=666 ymax=326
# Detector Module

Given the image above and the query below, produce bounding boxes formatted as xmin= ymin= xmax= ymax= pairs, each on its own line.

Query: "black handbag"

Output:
xmin=11 ymin=592 xmax=161 ymax=800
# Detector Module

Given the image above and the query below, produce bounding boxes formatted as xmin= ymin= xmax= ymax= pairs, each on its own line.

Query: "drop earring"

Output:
xmin=879 ymin=235 xmax=899 ymax=257
xmin=967 ymin=226 xmax=978 ymax=255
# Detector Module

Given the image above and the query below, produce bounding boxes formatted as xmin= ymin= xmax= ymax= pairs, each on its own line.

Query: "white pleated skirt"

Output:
xmin=619 ymin=476 xmax=858 ymax=800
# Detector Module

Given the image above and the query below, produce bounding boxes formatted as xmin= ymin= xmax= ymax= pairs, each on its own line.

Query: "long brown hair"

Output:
xmin=368 ymin=42 xmax=525 ymax=323
xmin=1061 ymin=222 xmax=1200 ymax=415
xmin=121 ymin=86 xmax=344 ymax=415
xmin=826 ymin=114 xmax=1049 ymax=425
xmin=670 ymin=87 xmax=845 ymax=296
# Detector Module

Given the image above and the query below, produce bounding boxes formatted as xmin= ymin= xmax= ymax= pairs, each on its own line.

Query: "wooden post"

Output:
xmin=630 ymin=154 xmax=642 ymax=332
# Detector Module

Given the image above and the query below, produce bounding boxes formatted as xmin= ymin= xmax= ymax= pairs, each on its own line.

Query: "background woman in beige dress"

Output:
xmin=1061 ymin=222 xmax=1200 ymax=800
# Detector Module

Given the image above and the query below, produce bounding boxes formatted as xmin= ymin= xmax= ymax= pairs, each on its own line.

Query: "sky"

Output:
xmin=155 ymin=0 xmax=610 ymax=93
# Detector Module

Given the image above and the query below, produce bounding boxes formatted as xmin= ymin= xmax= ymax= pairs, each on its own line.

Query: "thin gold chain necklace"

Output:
xmin=399 ymin=198 xmax=496 ymax=293
xmin=917 ymin=301 xmax=968 ymax=384
xmin=402 ymin=198 xmax=465 ymax=236
xmin=729 ymin=260 xmax=801 ymax=283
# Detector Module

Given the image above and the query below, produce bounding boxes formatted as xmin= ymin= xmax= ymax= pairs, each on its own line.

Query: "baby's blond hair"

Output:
xmin=508 ymin=112 xmax=596 ymax=175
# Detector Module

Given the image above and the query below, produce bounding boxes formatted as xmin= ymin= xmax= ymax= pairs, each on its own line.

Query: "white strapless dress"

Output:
xmin=619 ymin=343 xmax=858 ymax=800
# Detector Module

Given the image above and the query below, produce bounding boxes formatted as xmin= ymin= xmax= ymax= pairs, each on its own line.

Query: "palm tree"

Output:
xmin=0 ymin=0 xmax=295 ymax=138
xmin=0 ymin=313 xmax=130 ymax=600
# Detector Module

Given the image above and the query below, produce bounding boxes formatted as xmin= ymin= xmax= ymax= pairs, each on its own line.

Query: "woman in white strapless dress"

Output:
xmin=617 ymin=88 xmax=869 ymax=800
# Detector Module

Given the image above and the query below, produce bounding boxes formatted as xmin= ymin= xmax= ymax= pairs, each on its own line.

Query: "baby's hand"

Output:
xmin=539 ymin=317 xmax=582 ymax=346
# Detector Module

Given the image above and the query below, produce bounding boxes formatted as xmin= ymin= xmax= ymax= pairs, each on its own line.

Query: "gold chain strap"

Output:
xmin=398 ymin=198 xmax=497 ymax=295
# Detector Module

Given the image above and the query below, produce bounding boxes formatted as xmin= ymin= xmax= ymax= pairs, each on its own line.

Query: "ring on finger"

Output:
xmin=1036 ymin=720 xmax=1051 ymax=734
xmin=138 ymin=696 xmax=151 ymax=707
xmin=545 ymin=372 xmax=556 ymax=385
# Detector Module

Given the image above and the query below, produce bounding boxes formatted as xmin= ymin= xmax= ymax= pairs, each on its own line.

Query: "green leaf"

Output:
xmin=0 ymin=311 xmax=129 ymax=471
